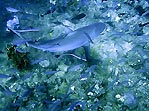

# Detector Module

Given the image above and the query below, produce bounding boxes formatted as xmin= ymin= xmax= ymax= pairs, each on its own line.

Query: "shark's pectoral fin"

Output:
xmin=83 ymin=44 xmax=91 ymax=62
xmin=83 ymin=44 xmax=100 ymax=66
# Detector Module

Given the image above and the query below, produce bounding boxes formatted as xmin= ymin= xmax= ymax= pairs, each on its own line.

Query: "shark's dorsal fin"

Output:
xmin=83 ymin=32 xmax=94 ymax=44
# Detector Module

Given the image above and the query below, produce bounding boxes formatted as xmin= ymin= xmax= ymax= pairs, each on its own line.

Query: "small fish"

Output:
xmin=44 ymin=70 xmax=60 ymax=75
xmin=43 ymin=99 xmax=53 ymax=104
xmin=6 ymin=7 xmax=20 ymax=13
xmin=10 ymin=102 xmax=21 ymax=107
xmin=135 ymin=5 xmax=146 ymax=16
xmin=69 ymin=101 xmax=86 ymax=111
xmin=90 ymin=101 xmax=100 ymax=110
xmin=80 ymin=72 xmax=88 ymax=80
xmin=0 ymin=73 xmax=11 ymax=78
xmin=20 ymin=13 xmax=39 ymax=20
xmin=35 ymin=85 xmax=48 ymax=92
xmin=31 ymin=58 xmax=46 ymax=65
xmin=21 ymin=72 xmax=34 ymax=80
xmin=67 ymin=64 xmax=84 ymax=72
xmin=7 ymin=27 xmax=24 ymax=39
xmin=16 ymin=48 xmax=28 ymax=53
xmin=8 ymin=28 xmax=39 ymax=39
xmin=4 ymin=86 xmax=16 ymax=95
xmin=101 ymin=0 xmax=107 ymax=2
xmin=0 ymin=50 xmax=4 ymax=54
xmin=139 ymin=22 xmax=149 ymax=27
xmin=6 ymin=6 xmax=37 ymax=17
xmin=123 ymin=92 xmax=138 ymax=109
xmin=47 ymin=100 xmax=62 ymax=111
xmin=57 ymin=6 xmax=67 ymax=13
xmin=15 ymin=28 xmax=40 ymax=33
xmin=71 ymin=13 xmax=86 ymax=21
xmin=0 ymin=85 xmax=16 ymax=96
xmin=142 ymin=10 xmax=149 ymax=18
xmin=79 ymin=0 xmax=88 ymax=6
xmin=85 ymin=82 xmax=97 ymax=93
xmin=41 ymin=4 xmax=56 ymax=17
xmin=52 ymin=21 xmax=63 ymax=25
xmin=21 ymin=88 xmax=34 ymax=98
xmin=86 ymin=65 xmax=98 ymax=73
xmin=0 ymin=85 xmax=5 ymax=92
xmin=61 ymin=0 xmax=70 ymax=7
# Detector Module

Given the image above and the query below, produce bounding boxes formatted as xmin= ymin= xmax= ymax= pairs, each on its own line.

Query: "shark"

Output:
xmin=27 ymin=22 xmax=107 ymax=63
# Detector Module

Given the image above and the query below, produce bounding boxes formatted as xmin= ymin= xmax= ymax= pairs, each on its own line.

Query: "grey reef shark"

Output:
xmin=14 ymin=22 xmax=107 ymax=65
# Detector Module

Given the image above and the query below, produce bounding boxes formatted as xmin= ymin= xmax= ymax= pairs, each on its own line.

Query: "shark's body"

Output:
xmin=28 ymin=22 xmax=106 ymax=52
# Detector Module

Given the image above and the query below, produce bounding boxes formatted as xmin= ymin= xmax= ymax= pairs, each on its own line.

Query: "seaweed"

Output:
xmin=6 ymin=44 xmax=31 ymax=70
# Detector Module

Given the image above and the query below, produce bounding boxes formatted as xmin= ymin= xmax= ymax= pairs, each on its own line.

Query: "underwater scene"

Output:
xmin=0 ymin=0 xmax=149 ymax=111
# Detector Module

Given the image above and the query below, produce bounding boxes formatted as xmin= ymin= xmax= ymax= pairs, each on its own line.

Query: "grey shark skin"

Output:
xmin=28 ymin=22 xmax=106 ymax=52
